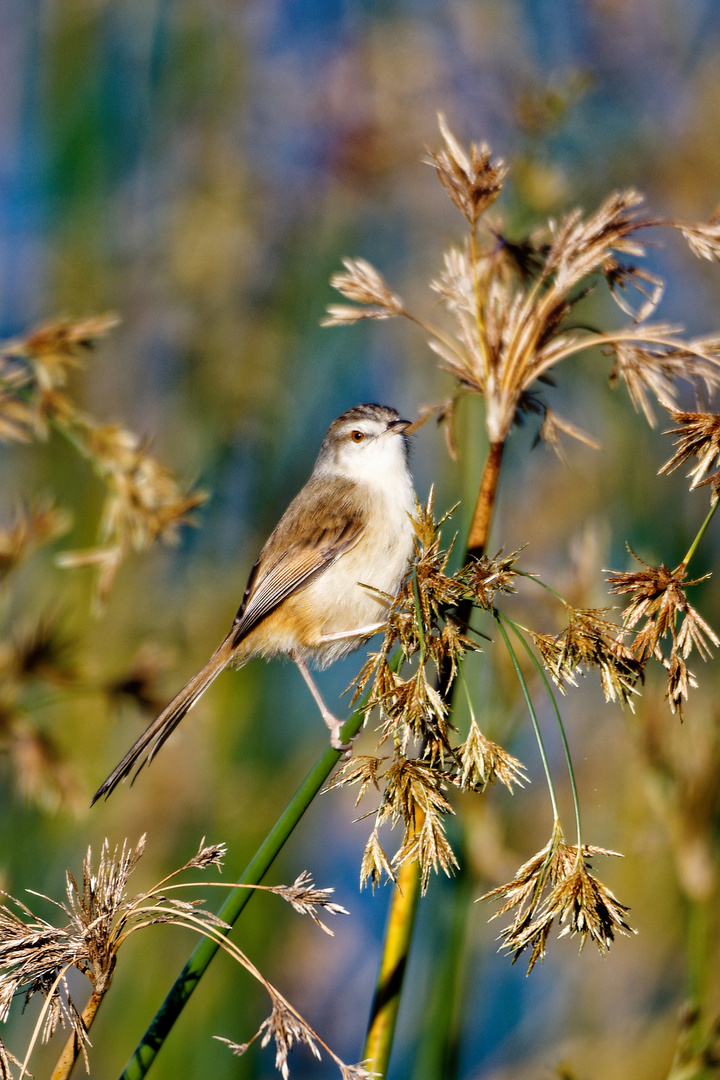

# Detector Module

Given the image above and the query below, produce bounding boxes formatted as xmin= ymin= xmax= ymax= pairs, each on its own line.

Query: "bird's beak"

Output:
xmin=388 ymin=415 xmax=426 ymax=435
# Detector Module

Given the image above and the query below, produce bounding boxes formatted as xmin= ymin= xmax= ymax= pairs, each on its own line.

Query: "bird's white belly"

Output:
xmin=298 ymin=483 xmax=414 ymax=666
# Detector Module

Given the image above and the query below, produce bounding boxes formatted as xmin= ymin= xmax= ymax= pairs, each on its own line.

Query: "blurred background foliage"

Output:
xmin=1 ymin=0 xmax=720 ymax=1077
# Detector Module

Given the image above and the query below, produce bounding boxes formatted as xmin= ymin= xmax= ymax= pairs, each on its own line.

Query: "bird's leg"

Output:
xmin=318 ymin=622 xmax=386 ymax=643
xmin=293 ymin=655 xmax=354 ymax=752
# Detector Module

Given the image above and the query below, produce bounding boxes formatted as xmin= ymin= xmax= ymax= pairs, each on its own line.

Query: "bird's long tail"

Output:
xmin=92 ymin=631 xmax=238 ymax=804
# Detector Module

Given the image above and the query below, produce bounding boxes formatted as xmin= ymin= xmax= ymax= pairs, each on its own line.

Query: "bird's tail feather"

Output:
xmin=92 ymin=632 xmax=237 ymax=804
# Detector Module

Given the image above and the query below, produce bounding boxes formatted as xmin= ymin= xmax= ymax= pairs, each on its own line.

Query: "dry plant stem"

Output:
xmin=467 ymin=441 xmax=504 ymax=558
xmin=363 ymin=838 xmax=423 ymax=1075
xmin=50 ymin=988 xmax=106 ymax=1080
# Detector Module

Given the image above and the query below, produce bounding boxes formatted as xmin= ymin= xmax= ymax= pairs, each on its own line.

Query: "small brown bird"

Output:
xmin=93 ymin=404 xmax=416 ymax=802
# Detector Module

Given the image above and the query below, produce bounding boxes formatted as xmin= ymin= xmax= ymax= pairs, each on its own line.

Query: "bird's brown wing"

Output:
xmin=93 ymin=481 xmax=367 ymax=803
xmin=232 ymin=476 xmax=366 ymax=644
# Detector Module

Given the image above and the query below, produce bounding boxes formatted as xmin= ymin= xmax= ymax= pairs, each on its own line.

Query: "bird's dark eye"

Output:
xmin=350 ymin=430 xmax=365 ymax=443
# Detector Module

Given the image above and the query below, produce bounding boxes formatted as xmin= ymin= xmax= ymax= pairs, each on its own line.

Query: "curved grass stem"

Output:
xmin=51 ymin=987 xmax=107 ymax=1080
xmin=493 ymin=611 xmax=560 ymax=824
xmin=679 ymin=499 xmax=719 ymax=572
xmin=499 ymin=612 xmax=583 ymax=850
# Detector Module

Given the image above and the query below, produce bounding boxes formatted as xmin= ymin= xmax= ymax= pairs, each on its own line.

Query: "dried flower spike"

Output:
xmin=322 ymin=258 xmax=405 ymax=326
xmin=607 ymin=550 xmax=718 ymax=716
xmin=660 ymin=406 xmax=720 ymax=490
xmin=482 ymin=822 xmax=632 ymax=973
xmin=426 ymin=114 xmax=508 ymax=227
xmin=530 ymin=607 xmax=643 ymax=708
xmin=454 ymin=719 xmax=527 ymax=793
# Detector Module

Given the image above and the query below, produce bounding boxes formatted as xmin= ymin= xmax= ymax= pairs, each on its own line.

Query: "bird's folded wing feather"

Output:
xmin=232 ymin=494 xmax=366 ymax=643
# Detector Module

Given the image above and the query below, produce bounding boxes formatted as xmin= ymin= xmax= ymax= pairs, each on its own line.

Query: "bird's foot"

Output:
xmin=328 ymin=716 xmax=358 ymax=757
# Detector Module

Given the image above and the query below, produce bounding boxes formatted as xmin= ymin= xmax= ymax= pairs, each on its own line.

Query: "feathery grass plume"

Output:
xmin=425 ymin=114 xmax=508 ymax=227
xmin=325 ymin=116 xmax=720 ymax=454
xmin=218 ymin=1010 xmax=374 ymax=1080
xmin=481 ymin=821 xmax=632 ymax=973
xmin=606 ymin=551 xmax=719 ymax=717
xmin=215 ymin=964 xmax=375 ymax=1078
xmin=0 ymin=316 xmax=207 ymax=606
xmin=0 ymin=315 xmax=120 ymax=438
xmin=322 ymin=257 xmax=406 ymax=326
xmin=359 ymin=826 xmax=398 ymax=892
xmin=378 ymin=758 xmax=459 ymax=893
xmin=0 ymin=837 xmax=361 ymax=1080
xmin=678 ymin=209 xmax=720 ymax=263
xmin=56 ymin=419 xmax=208 ymax=606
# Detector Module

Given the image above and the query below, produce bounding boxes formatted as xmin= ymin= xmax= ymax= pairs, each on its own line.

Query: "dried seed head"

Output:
xmin=455 ymin=719 xmax=527 ymax=793
xmin=57 ymin=421 xmax=207 ymax=605
xmin=0 ymin=503 xmax=70 ymax=580
xmin=274 ymin=872 xmax=348 ymax=936
xmin=187 ymin=839 xmax=227 ymax=871
xmin=607 ymin=550 xmax=718 ymax=716
xmin=0 ymin=316 xmax=206 ymax=606
xmin=321 ymin=258 xmax=405 ymax=326
xmin=610 ymin=335 xmax=720 ymax=427
xmin=359 ymin=828 xmax=396 ymax=892
xmin=481 ymin=822 xmax=632 ymax=973
xmin=660 ymin=407 xmax=720 ymax=489
xmin=426 ymin=115 xmax=507 ymax=226
xmin=259 ymin=997 xmax=322 ymax=1080
xmin=530 ymin=607 xmax=643 ymax=707
xmin=680 ymin=216 xmax=720 ymax=263
xmin=324 ymin=119 xmax=720 ymax=455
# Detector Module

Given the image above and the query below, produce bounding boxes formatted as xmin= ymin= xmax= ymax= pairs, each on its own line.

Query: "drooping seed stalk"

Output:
xmin=501 ymin=615 xmax=583 ymax=848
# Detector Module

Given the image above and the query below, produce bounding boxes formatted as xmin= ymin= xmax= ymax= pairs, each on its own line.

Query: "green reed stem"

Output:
xmin=494 ymin=611 xmax=560 ymax=822
xmin=363 ymin=856 xmax=423 ymax=1075
xmin=680 ymin=499 xmax=719 ymax=571
xmin=500 ymin=613 xmax=583 ymax=849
